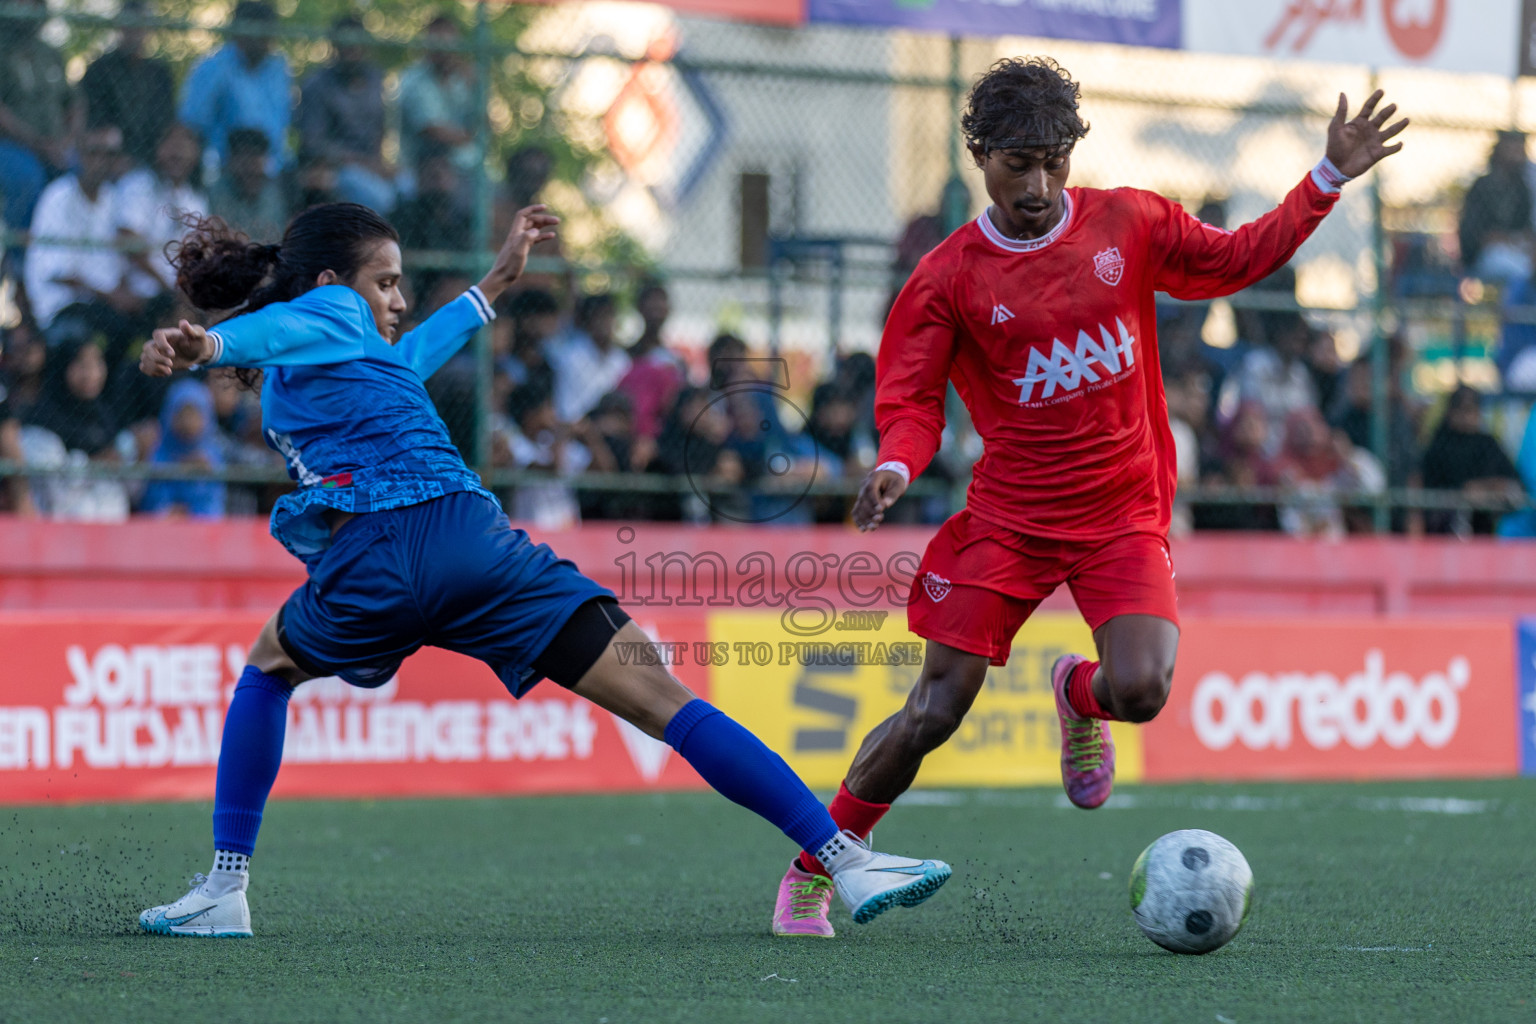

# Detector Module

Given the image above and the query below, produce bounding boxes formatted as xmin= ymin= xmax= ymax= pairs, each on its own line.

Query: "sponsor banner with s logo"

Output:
xmin=708 ymin=610 xmax=1144 ymax=789
xmin=1142 ymin=619 xmax=1517 ymax=782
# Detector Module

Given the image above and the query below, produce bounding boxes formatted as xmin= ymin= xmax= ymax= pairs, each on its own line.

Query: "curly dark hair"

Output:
xmin=168 ymin=203 xmax=399 ymax=387
xmin=961 ymin=57 xmax=1090 ymax=155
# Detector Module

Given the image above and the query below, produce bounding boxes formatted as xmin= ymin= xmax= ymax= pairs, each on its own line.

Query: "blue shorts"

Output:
xmin=277 ymin=492 xmax=613 ymax=697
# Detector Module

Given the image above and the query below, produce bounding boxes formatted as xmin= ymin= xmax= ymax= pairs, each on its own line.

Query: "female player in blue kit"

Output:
xmin=136 ymin=201 xmax=949 ymax=937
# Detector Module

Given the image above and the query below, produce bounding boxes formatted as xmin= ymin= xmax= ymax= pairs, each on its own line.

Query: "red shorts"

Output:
xmin=907 ymin=509 xmax=1179 ymax=665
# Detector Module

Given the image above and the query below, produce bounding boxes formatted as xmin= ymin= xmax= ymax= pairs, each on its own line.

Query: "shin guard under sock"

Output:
xmin=211 ymin=666 xmax=295 ymax=858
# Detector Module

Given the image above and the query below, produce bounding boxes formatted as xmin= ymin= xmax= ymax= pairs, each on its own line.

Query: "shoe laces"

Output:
xmin=188 ymin=872 xmax=209 ymax=895
xmin=1063 ymin=715 xmax=1104 ymax=772
xmin=787 ymin=875 xmax=834 ymax=920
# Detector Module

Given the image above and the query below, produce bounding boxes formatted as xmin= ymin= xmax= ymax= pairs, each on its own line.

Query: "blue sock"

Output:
xmin=663 ymin=699 xmax=838 ymax=853
xmin=211 ymin=666 xmax=294 ymax=858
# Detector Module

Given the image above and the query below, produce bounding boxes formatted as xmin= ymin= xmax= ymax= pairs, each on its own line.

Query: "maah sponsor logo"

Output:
xmin=1012 ymin=319 xmax=1137 ymax=406
xmin=1190 ymin=650 xmax=1468 ymax=752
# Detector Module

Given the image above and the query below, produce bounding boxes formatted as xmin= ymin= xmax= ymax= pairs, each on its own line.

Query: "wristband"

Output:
xmin=875 ymin=460 xmax=911 ymax=486
xmin=1310 ymin=156 xmax=1353 ymax=195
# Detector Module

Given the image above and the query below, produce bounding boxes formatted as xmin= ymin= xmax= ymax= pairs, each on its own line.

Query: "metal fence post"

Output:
xmin=472 ymin=0 xmax=495 ymax=480
xmin=1368 ymin=68 xmax=1390 ymax=534
xmin=941 ymin=35 xmax=968 ymax=235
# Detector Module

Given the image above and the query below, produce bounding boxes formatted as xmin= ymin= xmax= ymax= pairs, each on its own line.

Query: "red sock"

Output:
xmin=1067 ymin=659 xmax=1116 ymax=720
xmin=795 ymin=781 xmax=891 ymax=877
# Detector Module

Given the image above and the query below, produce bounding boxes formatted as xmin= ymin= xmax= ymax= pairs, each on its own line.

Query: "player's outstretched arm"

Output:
xmin=477 ymin=204 xmax=560 ymax=305
xmin=1326 ymin=89 xmax=1408 ymax=178
xmin=852 ymin=468 xmax=909 ymax=532
xmin=139 ymin=320 xmax=214 ymax=376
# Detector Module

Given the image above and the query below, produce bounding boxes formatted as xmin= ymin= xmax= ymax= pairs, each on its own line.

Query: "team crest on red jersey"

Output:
xmin=1092 ymin=247 xmax=1124 ymax=286
xmin=922 ymin=572 xmax=952 ymax=602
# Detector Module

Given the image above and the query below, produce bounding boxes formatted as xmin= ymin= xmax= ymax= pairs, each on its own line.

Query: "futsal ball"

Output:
xmin=1128 ymin=829 xmax=1252 ymax=954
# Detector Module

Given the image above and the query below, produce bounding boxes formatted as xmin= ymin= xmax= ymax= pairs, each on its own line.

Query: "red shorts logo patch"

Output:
xmin=923 ymin=572 xmax=952 ymax=603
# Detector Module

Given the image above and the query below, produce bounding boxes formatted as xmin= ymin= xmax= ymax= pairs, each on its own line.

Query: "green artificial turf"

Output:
xmin=4 ymin=781 xmax=1534 ymax=1023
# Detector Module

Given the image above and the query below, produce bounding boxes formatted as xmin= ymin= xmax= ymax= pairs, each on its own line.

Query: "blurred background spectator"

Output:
xmin=140 ymin=378 xmax=225 ymax=518
xmin=397 ymin=15 xmax=477 ymax=188
xmin=1329 ymin=350 xmax=1423 ymax=525
xmin=1165 ymin=361 xmax=1213 ymax=537
xmin=0 ymin=0 xmax=72 ymax=237
xmin=20 ymin=340 xmax=132 ymax=521
xmin=1223 ymin=309 xmax=1317 ymax=458
xmin=207 ymin=369 xmax=275 ymax=515
xmin=208 ymin=128 xmax=286 ymax=243
xmin=1199 ymin=401 xmax=1280 ymax=532
xmin=178 ymin=1 xmax=290 ymax=174
xmin=1 ymin=321 xmax=47 ymax=424
xmin=653 ymin=383 xmax=744 ymax=523
xmin=1458 ymin=131 xmax=1532 ymax=284
xmin=1421 ymin=385 xmax=1524 ymax=536
xmin=80 ymin=0 xmax=174 ymax=172
xmin=616 ymin=281 xmax=684 ymax=450
xmin=549 ymin=293 xmax=629 ymax=424
xmin=116 ymin=123 xmax=206 ymax=309
xmin=395 ymin=142 xmax=470 ymax=299
xmin=1271 ymin=406 xmax=1380 ymax=539
xmin=498 ymin=376 xmax=587 ymax=529
xmin=298 ymin=17 xmax=393 ymax=214
xmin=25 ymin=126 xmax=149 ymax=354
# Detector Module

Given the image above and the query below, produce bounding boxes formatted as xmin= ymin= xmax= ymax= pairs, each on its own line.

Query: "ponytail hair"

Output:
xmin=169 ymin=202 xmax=400 ymax=314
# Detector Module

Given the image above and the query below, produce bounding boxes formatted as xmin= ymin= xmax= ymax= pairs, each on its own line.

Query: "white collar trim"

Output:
xmin=977 ymin=192 xmax=1074 ymax=253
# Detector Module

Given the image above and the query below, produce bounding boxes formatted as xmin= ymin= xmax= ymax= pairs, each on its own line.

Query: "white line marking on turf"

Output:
xmin=759 ymin=974 xmax=797 ymax=983
xmin=1216 ymin=1015 xmax=1236 ymax=1023
xmin=1353 ymin=798 xmax=1490 ymax=815
xmin=1342 ymin=945 xmax=1431 ymax=952
xmin=901 ymin=791 xmax=969 ymax=806
xmin=899 ymin=791 xmax=1495 ymax=814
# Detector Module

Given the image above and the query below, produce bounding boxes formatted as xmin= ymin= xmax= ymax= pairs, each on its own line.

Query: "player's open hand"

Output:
xmin=140 ymin=320 xmax=212 ymax=377
xmin=478 ymin=204 xmax=560 ymax=303
xmin=852 ymin=468 xmax=908 ymax=532
xmin=1326 ymin=90 xmax=1408 ymax=179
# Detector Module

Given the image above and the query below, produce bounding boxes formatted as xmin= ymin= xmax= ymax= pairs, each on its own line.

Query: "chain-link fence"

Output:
xmin=0 ymin=0 xmax=1532 ymax=537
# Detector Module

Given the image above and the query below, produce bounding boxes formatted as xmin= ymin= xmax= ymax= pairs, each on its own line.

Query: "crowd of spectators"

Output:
xmin=0 ymin=0 xmax=1529 ymax=535
xmin=0 ymin=1 xmax=546 ymax=521
xmin=1161 ymin=283 xmax=1525 ymax=538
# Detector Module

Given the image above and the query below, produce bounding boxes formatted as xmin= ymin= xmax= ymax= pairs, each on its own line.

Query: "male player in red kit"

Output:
xmin=770 ymin=56 xmax=1407 ymax=936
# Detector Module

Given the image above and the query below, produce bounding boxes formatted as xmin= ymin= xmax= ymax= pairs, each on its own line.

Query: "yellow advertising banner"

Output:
xmin=709 ymin=610 xmax=1143 ymax=788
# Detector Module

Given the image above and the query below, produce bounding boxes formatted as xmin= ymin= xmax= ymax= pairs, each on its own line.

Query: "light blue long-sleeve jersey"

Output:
xmin=207 ymin=284 xmax=497 ymax=563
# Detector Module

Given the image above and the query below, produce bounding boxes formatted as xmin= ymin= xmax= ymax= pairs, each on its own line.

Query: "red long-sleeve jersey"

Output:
xmin=876 ymin=172 xmax=1340 ymax=541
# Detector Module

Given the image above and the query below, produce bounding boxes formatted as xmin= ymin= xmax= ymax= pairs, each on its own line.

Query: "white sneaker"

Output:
xmin=815 ymin=830 xmax=952 ymax=924
xmin=139 ymin=873 xmax=252 ymax=938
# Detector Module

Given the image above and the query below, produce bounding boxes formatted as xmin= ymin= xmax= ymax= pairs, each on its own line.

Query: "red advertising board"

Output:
xmin=1142 ymin=619 xmax=1518 ymax=782
xmin=0 ymin=611 xmax=1524 ymax=804
xmin=0 ymin=613 xmax=709 ymax=804
xmin=656 ymin=0 xmax=804 ymax=25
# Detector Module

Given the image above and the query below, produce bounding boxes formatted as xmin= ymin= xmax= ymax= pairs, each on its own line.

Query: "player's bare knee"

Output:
xmin=1107 ymin=663 xmax=1172 ymax=723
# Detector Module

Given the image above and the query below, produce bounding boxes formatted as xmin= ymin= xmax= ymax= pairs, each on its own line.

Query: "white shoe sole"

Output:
xmin=850 ymin=861 xmax=952 ymax=925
